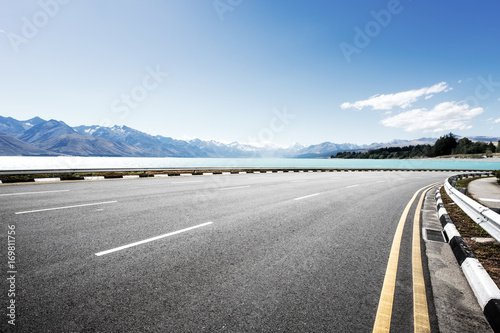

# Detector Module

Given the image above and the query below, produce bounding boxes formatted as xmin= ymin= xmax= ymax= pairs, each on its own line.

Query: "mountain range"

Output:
xmin=1 ymin=115 xmax=498 ymax=158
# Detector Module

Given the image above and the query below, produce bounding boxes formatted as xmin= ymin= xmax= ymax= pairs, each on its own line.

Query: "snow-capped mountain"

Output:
xmin=0 ymin=115 xmax=460 ymax=157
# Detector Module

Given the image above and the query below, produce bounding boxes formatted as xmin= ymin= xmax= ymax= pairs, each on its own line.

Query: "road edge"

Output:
xmin=435 ymin=188 xmax=500 ymax=332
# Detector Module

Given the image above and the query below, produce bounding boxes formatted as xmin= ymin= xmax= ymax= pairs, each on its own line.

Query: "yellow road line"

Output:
xmin=412 ymin=187 xmax=432 ymax=333
xmin=372 ymin=183 xmax=438 ymax=333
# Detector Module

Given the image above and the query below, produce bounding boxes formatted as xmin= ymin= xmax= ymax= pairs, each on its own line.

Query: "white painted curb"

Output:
xmin=203 ymin=173 xmax=214 ymax=176
xmin=154 ymin=174 xmax=169 ymax=178
xmin=443 ymin=223 xmax=461 ymax=240
xmin=239 ymin=172 xmax=247 ymax=174
xmin=35 ymin=177 xmax=61 ymax=182
xmin=123 ymin=175 xmax=140 ymax=179
xmin=462 ymin=257 xmax=500 ymax=309
xmin=84 ymin=176 xmax=105 ymax=180
xmin=222 ymin=172 xmax=231 ymax=175
xmin=435 ymin=185 xmax=500 ymax=331
xmin=180 ymin=173 xmax=193 ymax=176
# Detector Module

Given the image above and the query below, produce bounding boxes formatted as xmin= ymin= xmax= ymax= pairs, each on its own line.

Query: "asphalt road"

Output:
xmin=0 ymin=171 xmax=456 ymax=332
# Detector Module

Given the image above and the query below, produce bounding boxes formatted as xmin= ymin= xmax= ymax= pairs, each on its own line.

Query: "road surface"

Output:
xmin=1 ymin=171 xmax=456 ymax=332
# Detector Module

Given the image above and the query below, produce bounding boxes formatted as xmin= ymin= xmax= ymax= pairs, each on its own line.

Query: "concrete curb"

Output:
xmin=84 ymin=176 xmax=105 ymax=181
xmin=435 ymin=188 xmax=500 ymax=332
xmin=34 ymin=177 xmax=61 ymax=182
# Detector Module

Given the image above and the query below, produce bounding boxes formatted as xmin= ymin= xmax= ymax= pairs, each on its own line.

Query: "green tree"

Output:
xmin=453 ymin=137 xmax=472 ymax=154
xmin=433 ymin=133 xmax=457 ymax=156
xmin=488 ymin=142 xmax=496 ymax=152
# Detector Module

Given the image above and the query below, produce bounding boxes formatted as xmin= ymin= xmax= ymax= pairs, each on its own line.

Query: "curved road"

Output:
xmin=1 ymin=171 xmax=456 ymax=332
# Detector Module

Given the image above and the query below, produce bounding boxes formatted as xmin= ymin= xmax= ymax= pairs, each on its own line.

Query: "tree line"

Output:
xmin=332 ymin=133 xmax=499 ymax=159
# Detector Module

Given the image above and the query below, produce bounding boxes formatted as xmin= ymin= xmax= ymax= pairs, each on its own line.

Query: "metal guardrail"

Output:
xmin=444 ymin=173 xmax=500 ymax=243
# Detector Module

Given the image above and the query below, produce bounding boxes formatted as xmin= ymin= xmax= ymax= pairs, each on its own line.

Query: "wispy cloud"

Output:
xmin=494 ymin=118 xmax=500 ymax=124
xmin=341 ymin=82 xmax=451 ymax=110
xmin=380 ymin=102 xmax=483 ymax=132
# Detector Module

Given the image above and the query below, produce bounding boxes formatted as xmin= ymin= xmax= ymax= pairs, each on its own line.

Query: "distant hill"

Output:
xmin=0 ymin=132 xmax=59 ymax=156
xmin=3 ymin=114 xmax=496 ymax=158
xmin=36 ymin=133 xmax=145 ymax=156
xmin=465 ymin=136 xmax=500 ymax=143
xmin=18 ymin=119 xmax=77 ymax=144
xmin=0 ymin=116 xmax=45 ymax=137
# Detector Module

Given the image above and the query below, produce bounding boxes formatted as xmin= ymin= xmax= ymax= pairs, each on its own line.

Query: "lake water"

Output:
xmin=0 ymin=156 xmax=499 ymax=171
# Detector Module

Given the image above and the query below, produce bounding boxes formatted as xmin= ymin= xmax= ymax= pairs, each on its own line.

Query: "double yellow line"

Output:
xmin=372 ymin=182 xmax=441 ymax=333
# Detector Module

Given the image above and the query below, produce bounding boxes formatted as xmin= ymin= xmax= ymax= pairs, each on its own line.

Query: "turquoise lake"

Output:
xmin=1 ymin=156 xmax=499 ymax=171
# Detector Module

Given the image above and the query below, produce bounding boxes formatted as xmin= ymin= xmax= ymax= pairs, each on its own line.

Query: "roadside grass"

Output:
xmin=456 ymin=176 xmax=484 ymax=189
xmin=441 ymin=153 xmax=500 ymax=159
xmin=440 ymin=187 xmax=500 ymax=287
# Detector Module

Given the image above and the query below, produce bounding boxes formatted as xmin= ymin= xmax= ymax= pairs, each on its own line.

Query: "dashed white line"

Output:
xmin=15 ymin=201 xmax=118 ymax=215
xmin=95 ymin=222 xmax=213 ymax=256
xmin=346 ymin=185 xmax=360 ymax=188
xmin=172 ymin=181 xmax=204 ymax=184
xmin=479 ymin=198 xmax=500 ymax=203
xmin=294 ymin=193 xmax=321 ymax=201
xmin=219 ymin=186 xmax=250 ymax=191
xmin=0 ymin=190 xmax=70 ymax=197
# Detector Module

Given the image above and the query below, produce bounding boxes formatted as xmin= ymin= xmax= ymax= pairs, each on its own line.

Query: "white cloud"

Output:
xmin=341 ymin=82 xmax=450 ymax=110
xmin=458 ymin=79 xmax=462 ymax=84
xmin=494 ymin=118 xmax=500 ymax=124
xmin=380 ymin=101 xmax=483 ymax=132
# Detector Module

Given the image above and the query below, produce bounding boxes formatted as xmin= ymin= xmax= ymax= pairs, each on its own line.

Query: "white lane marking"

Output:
xmin=346 ymin=185 xmax=359 ymax=188
xmin=172 ymin=181 xmax=204 ymax=184
xmin=376 ymin=180 xmax=385 ymax=183
xmin=219 ymin=186 xmax=250 ymax=191
xmin=0 ymin=190 xmax=70 ymax=197
xmin=15 ymin=201 xmax=118 ymax=215
xmin=95 ymin=222 xmax=213 ymax=256
xmin=294 ymin=193 xmax=321 ymax=201
xmin=479 ymin=198 xmax=500 ymax=203
xmin=290 ymin=180 xmax=307 ymax=183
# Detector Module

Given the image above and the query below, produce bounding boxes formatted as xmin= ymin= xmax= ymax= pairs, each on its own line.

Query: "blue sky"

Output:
xmin=1 ymin=0 xmax=499 ymax=146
